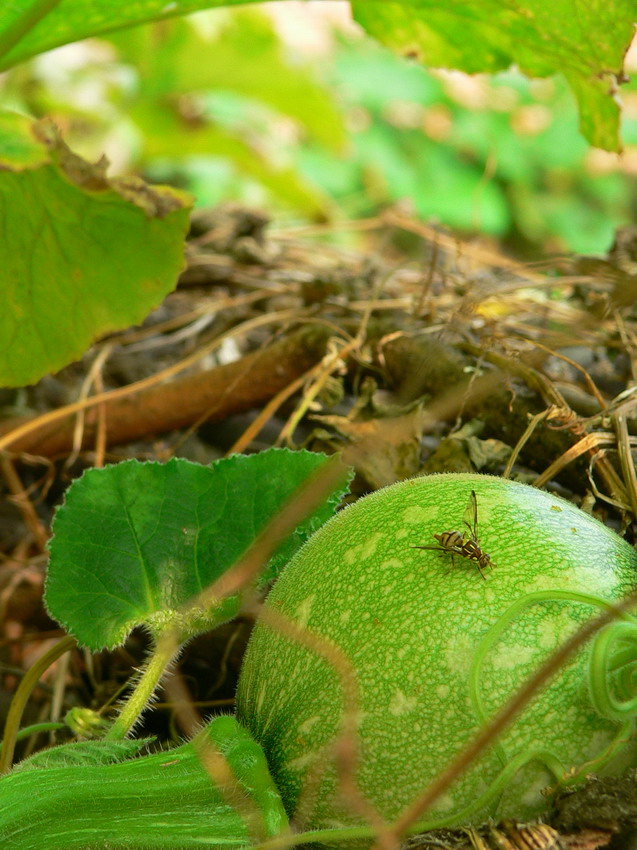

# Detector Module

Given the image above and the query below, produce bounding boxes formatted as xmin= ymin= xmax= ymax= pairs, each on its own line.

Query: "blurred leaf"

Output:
xmin=0 ymin=112 xmax=191 ymax=387
xmin=297 ymin=146 xmax=362 ymax=204
xmin=0 ymin=0 xmax=255 ymax=71
xmin=412 ymin=152 xmax=508 ymax=234
xmin=0 ymin=108 xmax=49 ymax=165
xmin=110 ymin=12 xmax=346 ymax=152
xmin=537 ymin=192 xmax=620 ymax=254
xmin=333 ymin=35 xmax=444 ymax=111
xmin=45 ymin=451 xmax=351 ymax=650
xmin=1 ymin=1 xmax=632 ymax=153
xmin=129 ymin=99 xmax=330 ymax=217
xmin=351 ymin=0 xmax=634 ymax=151
xmin=356 ymin=123 xmax=508 ymax=234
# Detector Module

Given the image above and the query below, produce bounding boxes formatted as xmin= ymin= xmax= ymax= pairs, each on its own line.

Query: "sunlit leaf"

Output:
xmin=351 ymin=0 xmax=634 ymax=151
xmin=0 ymin=112 xmax=191 ymax=387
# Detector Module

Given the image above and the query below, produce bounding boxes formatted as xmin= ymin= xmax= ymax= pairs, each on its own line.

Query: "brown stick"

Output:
xmin=0 ymin=326 xmax=331 ymax=457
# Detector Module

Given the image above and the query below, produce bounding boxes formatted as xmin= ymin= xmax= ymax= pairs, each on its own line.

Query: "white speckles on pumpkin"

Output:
xmin=536 ymin=611 xmax=575 ymax=649
xmin=403 ymin=504 xmax=438 ymax=525
xmin=583 ymin=729 xmax=616 ymax=759
xmin=432 ymin=793 xmax=456 ymax=813
xmin=520 ymin=773 xmax=552 ymax=807
xmin=343 ymin=534 xmax=383 ymax=566
xmin=343 ymin=547 xmax=356 ymax=566
xmin=537 ymin=709 xmax=559 ymax=728
xmin=298 ymin=715 xmax=321 ymax=735
xmin=380 ymin=558 xmax=402 ymax=574
xmin=490 ymin=642 xmax=537 ymax=671
xmin=287 ymin=751 xmax=319 ymax=772
xmin=295 ymin=595 xmax=314 ymax=629
xmin=443 ymin=632 xmax=475 ymax=676
xmin=388 ymin=689 xmax=418 ymax=716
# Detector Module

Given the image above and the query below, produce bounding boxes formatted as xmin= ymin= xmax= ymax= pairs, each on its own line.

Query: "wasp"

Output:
xmin=413 ymin=490 xmax=494 ymax=579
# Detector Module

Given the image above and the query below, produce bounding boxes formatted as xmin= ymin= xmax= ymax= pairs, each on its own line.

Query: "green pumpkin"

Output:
xmin=237 ymin=473 xmax=637 ymax=839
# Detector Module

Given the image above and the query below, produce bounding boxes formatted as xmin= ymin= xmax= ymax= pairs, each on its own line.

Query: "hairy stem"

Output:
xmin=105 ymin=634 xmax=181 ymax=740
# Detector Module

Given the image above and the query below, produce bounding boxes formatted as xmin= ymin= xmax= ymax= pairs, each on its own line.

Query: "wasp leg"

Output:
xmin=477 ymin=559 xmax=492 ymax=580
xmin=444 ymin=551 xmax=457 ymax=576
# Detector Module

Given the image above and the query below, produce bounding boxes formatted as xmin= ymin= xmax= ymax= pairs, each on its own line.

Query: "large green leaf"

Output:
xmin=0 ymin=111 xmax=191 ymax=387
xmin=351 ymin=0 xmax=634 ymax=151
xmin=45 ymin=451 xmax=351 ymax=650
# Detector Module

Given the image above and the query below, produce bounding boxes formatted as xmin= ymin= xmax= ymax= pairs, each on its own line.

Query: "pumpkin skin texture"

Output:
xmin=236 ymin=473 xmax=637 ymax=837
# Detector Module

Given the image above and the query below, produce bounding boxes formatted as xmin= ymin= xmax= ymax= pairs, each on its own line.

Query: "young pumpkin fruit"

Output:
xmin=236 ymin=473 xmax=637 ymax=838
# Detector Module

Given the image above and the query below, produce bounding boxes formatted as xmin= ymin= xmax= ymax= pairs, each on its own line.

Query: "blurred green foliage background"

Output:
xmin=3 ymin=4 xmax=636 ymax=256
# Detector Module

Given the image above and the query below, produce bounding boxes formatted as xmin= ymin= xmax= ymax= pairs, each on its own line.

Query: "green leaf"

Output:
xmin=45 ymin=450 xmax=351 ymax=650
xmin=0 ymin=0 xmax=254 ymax=71
xmin=0 ymin=112 xmax=191 ymax=387
xmin=0 ymin=716 xmax=288 ymax=849
xmin=351 ymin=0 xmax=634 ymax=151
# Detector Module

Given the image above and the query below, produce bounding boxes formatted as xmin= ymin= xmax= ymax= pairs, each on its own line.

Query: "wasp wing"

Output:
xmin=463 ymin=490 xmax=479 ymax=538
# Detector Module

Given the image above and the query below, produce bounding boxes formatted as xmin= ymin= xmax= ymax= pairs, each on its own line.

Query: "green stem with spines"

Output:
xmin=104 ymin=633 xmax=181 ymax=740
xmin=0 ymin=716 xmax=288 ymax=849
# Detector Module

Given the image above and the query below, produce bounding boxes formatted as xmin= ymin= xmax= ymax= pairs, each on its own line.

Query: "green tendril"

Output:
xmin=562 ymin=718 xmax=635 ymax=786
xmin=468 ymin=590 xmax=637 ymax=772
xmin=589 ymin=620 xmax=637 ymax=720
xmin=252 ymin=749 xmax=567 ymax=850
xmin=411 ymin=747 xmax=566 ymax=830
